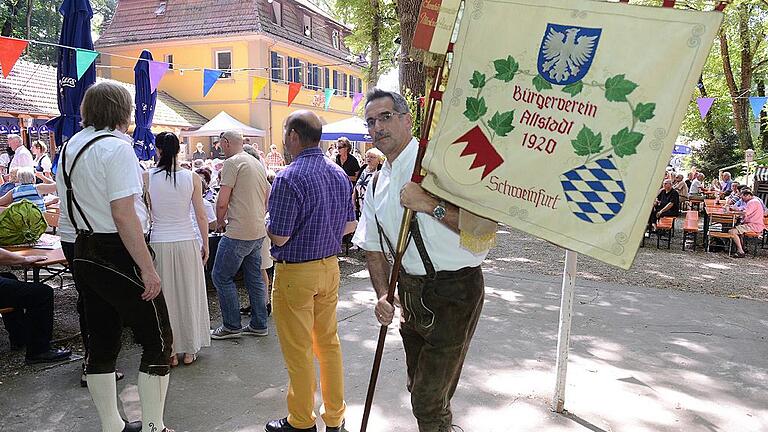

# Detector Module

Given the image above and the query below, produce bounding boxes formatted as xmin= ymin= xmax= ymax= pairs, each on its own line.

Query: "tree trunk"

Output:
xmin=758 ymin=79 xmax=768 ymax=152
xmin=697 ymin=75 xmax=717 ymax=144
xmin=397 ymin=0 xmax=426 ymax=98
xmin=368 ymin=0 xmax=381 ymax=89
xmin=737 ymin=3 xmax=754 ymax=150
xmin=25 ymin=0 xmax=33 ymax=54
xmin=719 ymin=30 xmax=751 ymax=151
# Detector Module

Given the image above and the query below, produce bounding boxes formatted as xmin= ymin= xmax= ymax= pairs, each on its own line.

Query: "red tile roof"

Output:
xmin=0 ymin=59 xmax=208 ymax=128
xmin=96 ymin=0 xmax=356 ymax=63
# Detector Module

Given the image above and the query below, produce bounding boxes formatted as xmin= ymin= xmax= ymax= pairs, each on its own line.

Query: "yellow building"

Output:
xmin=96 ymin=0 xmax=366 ymax=156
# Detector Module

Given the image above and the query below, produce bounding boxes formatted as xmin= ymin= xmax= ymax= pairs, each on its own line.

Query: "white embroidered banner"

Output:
xmin=422 ymin=0 xmax=722 ymax=268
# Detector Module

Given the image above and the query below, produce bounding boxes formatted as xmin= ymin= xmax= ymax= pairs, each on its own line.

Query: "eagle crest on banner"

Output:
xmin=538 ymin=24 xmax=602 ymax=85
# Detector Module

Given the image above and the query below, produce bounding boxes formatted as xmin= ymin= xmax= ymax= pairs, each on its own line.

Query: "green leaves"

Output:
xmin=470 ymin=71 xmax=486 ymax=89
xmin=571 ymin=126 xmax=603 ymax=156
xmin=634 ymin=102 xmax=656 ymax=122
xmin=488 ymin=111 xmax=515 ymax=137
xmin=464 ymin=97 xmax=488 ymax=121
xmin=611 ymin=127 xmax=644 ymax=157
xmin=562 ymin=81 xmax=583 ymax=97
xmin=493 ymin=56 xmax=519 ymax=82
xmin=604 ymin=74 xmax=638 ymax=102
xmin=532 ymin=75 xmax=552 ymax=92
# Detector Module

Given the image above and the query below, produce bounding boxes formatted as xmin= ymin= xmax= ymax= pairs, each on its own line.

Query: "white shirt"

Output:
xmin=352 ymin=138 xmax=488 ymax=275
xmin=192 ymin=199 xmax=216 ymax=247
xmin=689 ymin=178 xmax=703 ymax=195
xmin=35 ymin=154 xmax=52 ymax=172
xmin=55 ymin=126 xmax=148 ymax=235
xmin=148 ymin=168 xmax=196 ymax=243
xmin=9 ymin=145 xmax=34 ymax=170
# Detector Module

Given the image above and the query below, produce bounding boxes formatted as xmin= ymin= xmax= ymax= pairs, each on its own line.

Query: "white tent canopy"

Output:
xmin=180 ymin=111 xmax=266 ymax=137
xmin=321 ymin=116 xmax=371 ymax=141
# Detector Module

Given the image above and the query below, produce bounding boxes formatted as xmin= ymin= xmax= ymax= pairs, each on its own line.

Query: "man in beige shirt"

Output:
xmin=211 ymin=130 xmax=270 ymax=339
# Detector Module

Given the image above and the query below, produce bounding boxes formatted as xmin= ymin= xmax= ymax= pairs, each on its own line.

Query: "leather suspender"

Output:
xmin=370 ymin=171 xmax=437 ymax=279
xmin=60 ymin=135 xmax=112 ymax=234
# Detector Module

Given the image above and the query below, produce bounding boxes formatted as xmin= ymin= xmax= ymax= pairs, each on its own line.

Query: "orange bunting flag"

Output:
xmin=287 ymin=82 xmax=302 ymax=107
xmin=0 ymin=37 xmax=28 ymax=78
xmin=252 ymin=76 xmax=268 ymax=102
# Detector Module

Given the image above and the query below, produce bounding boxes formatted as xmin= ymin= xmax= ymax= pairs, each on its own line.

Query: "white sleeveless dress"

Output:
xmin=148 ymin=168 xmax=210 ymax=354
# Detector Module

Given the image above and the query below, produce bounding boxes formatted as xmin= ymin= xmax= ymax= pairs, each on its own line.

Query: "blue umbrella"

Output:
xmin=132 ymin=50 xmax=157 ymax=161
xmin=47 ymin=0 xmax=96 ymax=174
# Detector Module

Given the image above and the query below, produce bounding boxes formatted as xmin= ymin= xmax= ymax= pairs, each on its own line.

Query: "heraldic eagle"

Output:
xmin=541 ymin=27 xmax=598 ymax=83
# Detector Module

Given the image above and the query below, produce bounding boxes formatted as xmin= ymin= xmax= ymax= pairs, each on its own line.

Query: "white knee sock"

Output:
xmin=138 ymin=372 xmax=169 ymax=432
xmin=86 ymin=373 xmax=125 ymax=432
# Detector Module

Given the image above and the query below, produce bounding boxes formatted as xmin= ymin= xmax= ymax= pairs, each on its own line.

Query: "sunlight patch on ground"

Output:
xmin=702 ymin=263 xmax=731 ymax=270
xmin=577 ymin=271 xmax=603 ymax=281
xmin=485 ymin=286 xmax=524 ymax=303
xmin=643 ymin=270 xmax=676 ymax=280
xmin=496 ymin=256 xmax=540 ymax=264
xmin=348 ymin=269 xmax=370 ymax=279
xmin=669 ymin=338 xmax=710 ymax=355
xmin=496 ymin=230 xmax=511 ymax=234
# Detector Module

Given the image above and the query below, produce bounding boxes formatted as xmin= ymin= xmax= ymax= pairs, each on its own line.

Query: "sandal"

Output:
xmin=182 ymin=353 xmax=197 ymax=365
xmin=170 ymin=354 xmax=179 ymax=367
xmin=731 ymin=252 xmax=746 ymax=258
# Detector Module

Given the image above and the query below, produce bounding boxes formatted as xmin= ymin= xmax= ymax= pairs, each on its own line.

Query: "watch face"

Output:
xmin=433 ymin=205 xmax=446 ymax=220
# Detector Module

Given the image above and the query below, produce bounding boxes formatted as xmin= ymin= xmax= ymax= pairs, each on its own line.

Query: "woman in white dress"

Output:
xmin=148 ymin=132 xmax=210 ymax=366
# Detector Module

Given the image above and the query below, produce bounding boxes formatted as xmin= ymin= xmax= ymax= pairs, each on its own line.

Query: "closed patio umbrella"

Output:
xmin=132 ymin=50 xmax=158 ymax=161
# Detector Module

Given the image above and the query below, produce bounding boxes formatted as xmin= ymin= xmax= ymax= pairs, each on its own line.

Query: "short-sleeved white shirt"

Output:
xmin=352 ymin=138 xmax=487 ymax=275
xmin=9 ymin=145 xmax=34 ymax=170
xmin=56 ymin=126 xmax=148 ymax=234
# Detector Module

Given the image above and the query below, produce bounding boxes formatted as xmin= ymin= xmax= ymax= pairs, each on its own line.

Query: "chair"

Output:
xmin=655 ymin=216 xmax=675 ymax=249
xmin=762 ymin=216 xmax=768 ymax=250
xmin=43 ymin=210 xmax=59 ymax=235
xmin=707 ymin=214 xmax=737 ymax=254
xmin=682 ymin=210 xmax=699 ymax=251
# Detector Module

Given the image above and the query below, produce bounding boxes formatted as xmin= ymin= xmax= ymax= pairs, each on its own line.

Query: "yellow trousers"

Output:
xmin=273 ymin=257 xmax=346 ymax=429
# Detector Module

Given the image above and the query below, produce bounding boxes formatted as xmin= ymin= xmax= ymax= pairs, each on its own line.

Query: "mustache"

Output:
xmin=374 ymin=132 xmax=390 ymax=141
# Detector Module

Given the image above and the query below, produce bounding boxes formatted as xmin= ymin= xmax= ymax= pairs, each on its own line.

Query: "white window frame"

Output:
xmin=164 ymin=54 xmax=174 ymax=70
xmin=215 ymin=50 xmax=233 ymax=79
xmin=332 ymin=30 xmax=339 ymax=49
xmin=303 ymin=15 xmax=312 ymax=38
xmin=273 ymin=53 xmax=285 ymax=83
xmin=272 ymin=1 xmax=282 ymax=26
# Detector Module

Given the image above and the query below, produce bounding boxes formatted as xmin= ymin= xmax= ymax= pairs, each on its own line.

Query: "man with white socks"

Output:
xmin=59 ymin=81 xmax=174 ymax=432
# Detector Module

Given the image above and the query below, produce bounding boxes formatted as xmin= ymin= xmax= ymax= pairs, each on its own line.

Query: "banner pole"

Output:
xmin=552 ymin=249 xmax=578 ymax=413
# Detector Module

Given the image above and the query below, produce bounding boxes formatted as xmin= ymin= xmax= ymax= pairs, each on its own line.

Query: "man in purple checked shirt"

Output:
xmin=265 ymin=110 xmax=357 ymax=432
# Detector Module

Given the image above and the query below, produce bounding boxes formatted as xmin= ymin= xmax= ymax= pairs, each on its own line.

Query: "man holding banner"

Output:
xmin=353 ymin=89 xmax=489 ymax=432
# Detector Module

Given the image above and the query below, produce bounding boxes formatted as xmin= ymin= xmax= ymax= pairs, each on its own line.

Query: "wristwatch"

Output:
xmin=432 ymin=200 xmax=447 ymax=220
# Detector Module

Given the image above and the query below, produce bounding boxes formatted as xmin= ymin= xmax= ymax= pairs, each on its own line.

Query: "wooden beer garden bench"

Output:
xmin=655 ymin=216 xmax=675 ymax=249
xmin=681 ymin=210 xmax=699 ymax=251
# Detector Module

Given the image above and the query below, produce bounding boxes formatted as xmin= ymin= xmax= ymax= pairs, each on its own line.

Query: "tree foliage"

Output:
xmin=0 ymin=0 xmax=117 ymax=65
xmin=691 ymin=131 xmax=744 ymax=179
xmin=334 ymin=0 xmax=399 ymax=87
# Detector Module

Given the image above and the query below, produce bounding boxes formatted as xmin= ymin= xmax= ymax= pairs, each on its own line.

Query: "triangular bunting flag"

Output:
xmin=203 ymin=69 xmax=223 ymax=96
xmin=0 ymin=37 xmax=28 ymax=78
xmin=324 ymin=88 xmax=335 ymax=111
xmin=75 ymin=49 xmax=100 ymax=80
xmin=696 ymin=97 xmax=715 ymax=119
xmin=148 ymin=60 xmax=169 ymax=93
xmin=749 ymin=96 xmax=768 ymax=119
xmin=287 ymin=82 xmax=302 ymax=107
xmin=252 ymin=76 xmax=268 ymax=102
xmin=352 ymin=92 xmax=364 ymax=112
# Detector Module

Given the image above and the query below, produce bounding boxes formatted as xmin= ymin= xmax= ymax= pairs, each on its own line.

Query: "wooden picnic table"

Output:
xmin=703 ymin=205 xmax=744 ymax=250
xmin=6 ymin=245 xmax=68 ymax=284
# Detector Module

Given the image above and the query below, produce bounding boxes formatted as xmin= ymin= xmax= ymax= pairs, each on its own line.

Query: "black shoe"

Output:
xmin=240 ymin=305 xmax=252 ymax=316
xmin=122 ymin=419 xmax=142 ymax=432
xmin=266 ymin=302 xmax=272 ymax=317
xmin=265 ymin=417 xmax=316 ymax=432
xmin=326 ymin=420 xmax=346 ymax=432
xmin=25 ymin=348 xmax=72 ymax=365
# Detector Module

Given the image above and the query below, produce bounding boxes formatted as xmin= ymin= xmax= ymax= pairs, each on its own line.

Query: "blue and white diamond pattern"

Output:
xmin=560 ymin=157 xmax=626 ymax=224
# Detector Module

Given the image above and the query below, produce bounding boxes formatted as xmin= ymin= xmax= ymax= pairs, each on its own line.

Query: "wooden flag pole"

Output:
xmin=359 ymin=47 xmax=450 ymax=432
xmin=552 ymin=249 xmax=578 ymax=413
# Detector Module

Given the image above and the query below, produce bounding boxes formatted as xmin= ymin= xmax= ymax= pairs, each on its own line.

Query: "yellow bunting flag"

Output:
xmin=252 ymin=76 xmax=268 ymax=102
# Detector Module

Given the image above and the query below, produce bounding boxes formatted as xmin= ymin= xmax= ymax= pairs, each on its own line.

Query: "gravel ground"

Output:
xmin=1 ymin=220 xmax=765 ymax=380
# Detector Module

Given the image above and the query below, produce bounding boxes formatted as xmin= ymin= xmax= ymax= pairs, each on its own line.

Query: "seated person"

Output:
xmin=0 ymin=168 xmax=18 ymax=197
xmin=0 ymin=167 xmax=57 ymax=212
xmin=649 ymin=179 xmax=680 ymax=230
xmin=672 ymin=174 xmax=688 ymax=209
xmin=0 ymin=248 xmax=72 ymax=363
xmin=725 ymin=182 xmax=741 ymax=206
xmin=730 ymin=185 xmax=768 ymax=214
xmin=728 ymin=188 xmax=766 ymax=258
xmin=688 ymin=172 xmax=705 ymax=199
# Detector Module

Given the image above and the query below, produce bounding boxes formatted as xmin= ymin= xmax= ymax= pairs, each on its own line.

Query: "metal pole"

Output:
xmin=552 ymin=249 xmax=577 ymax=413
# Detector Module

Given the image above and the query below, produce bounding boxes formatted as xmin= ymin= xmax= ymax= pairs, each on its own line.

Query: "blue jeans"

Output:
xmin=212 ymin=236 xmax=267 ymax=331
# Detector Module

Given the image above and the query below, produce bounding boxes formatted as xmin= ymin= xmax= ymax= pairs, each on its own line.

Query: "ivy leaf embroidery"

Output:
xmin=488 ymin=111 xmax=515 ymax=137
xmin=611 ymin=127 xmax=644 ymax=157
xmin=604 ymin=74 xmax=638 ymax=102
xmin=493 ymin=56 xmax=519 ymax=82
xmin=571 ymin=126 xmax=603 ymax=156
xmin=532 ymin=75 xmax=552 ymax=92
xmin=464 ymin=97 xmax=488 ymax=121
xmin=562 ymin=81 xmax=584 ymax=97
xmin=470 ymin=71 xmax=486 ymax=89
xmin=634 ymin=102 xmax=656 ymax=122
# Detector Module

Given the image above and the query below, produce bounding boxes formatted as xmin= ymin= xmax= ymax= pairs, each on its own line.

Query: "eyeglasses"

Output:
xmin=365 ymin=111 xmax=405 ymax=128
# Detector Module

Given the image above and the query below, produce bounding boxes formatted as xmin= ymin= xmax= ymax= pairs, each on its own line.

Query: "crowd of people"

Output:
xmin=0 ymin=83 xmax=487 ymax=432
